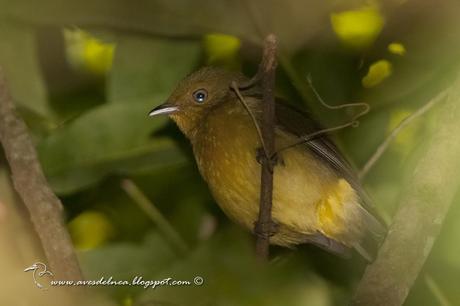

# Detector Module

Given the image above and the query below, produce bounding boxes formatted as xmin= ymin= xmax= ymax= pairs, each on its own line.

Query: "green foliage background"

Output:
xmin=1 ymin=0 xmax=460 ymax=305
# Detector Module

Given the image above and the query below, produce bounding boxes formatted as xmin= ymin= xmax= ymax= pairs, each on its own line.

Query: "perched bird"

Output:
xmin=149 ymin=67 xmax=385 ymax=260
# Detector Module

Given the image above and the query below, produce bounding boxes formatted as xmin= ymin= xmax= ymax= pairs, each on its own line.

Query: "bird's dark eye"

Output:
xmin=192 ymin=89 xmax=208 ymax=104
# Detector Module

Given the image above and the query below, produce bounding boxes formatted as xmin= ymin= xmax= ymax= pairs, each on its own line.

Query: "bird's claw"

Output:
xmin=255 ymin=147 xmax=279 ymax=169
xmin=254 ymin=220 xmax=279 ymax=238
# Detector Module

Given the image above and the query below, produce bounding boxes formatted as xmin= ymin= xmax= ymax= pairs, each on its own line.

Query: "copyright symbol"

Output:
xmin=193 ymin=276 xmax=204 ymax=286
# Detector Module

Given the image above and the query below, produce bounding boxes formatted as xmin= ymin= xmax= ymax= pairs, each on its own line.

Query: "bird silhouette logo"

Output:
xmin=24 ymin=262 xmax=54 ymax=289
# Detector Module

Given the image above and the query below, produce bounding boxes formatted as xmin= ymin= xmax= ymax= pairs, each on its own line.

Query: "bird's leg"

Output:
xmin=253 ymin=219 xmax=279 ymax=239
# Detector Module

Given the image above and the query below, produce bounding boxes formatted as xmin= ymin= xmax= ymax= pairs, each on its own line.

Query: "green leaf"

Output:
xmin=108 ymin=35 xmax=201 ymax=105
xmin=82 ymin=227 xmax=335 ymax=305
xmin=37 ymin=33 xmax=202 ymax=194
xmin=136 ymin=228 xmax=334 ymax=306
xmin=80 ymin=230 xmax=178 ymax=298
xmin=0 ymin=0 xmax=336 ymax=53
xmin=38 ymin=102 xmax=186 ymax=194
xmin=0 ymin=0 xmax=257 ymax=43
xmin=0 ymin=21 xmax=50 ymax=116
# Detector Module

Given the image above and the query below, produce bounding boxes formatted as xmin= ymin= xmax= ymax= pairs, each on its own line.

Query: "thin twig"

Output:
xmin=424 ymin=274 xmax=452 ymax=306
xmin=121 ymin=179 xmax=189 ymax=256
xmin=351 ymin=80 xmax=459 ymax=306
xmin=0 ymin=67 xmax=83 ymax=280
xmin=244 ymin=0 xmax=370 ymax=155
xmin=230 ymin=82 xmax=268 ymax=158
xmin=307 ymin=75 xmax=370 ymax=114
xmin=276 ymin=76 xmax=370 ymax=154
xmin=359 ymin=89 xmax=449 ymax=179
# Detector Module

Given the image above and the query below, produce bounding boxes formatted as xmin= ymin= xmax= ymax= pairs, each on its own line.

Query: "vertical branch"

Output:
xmin=254 ymin=34 xmax=278 ymax=260
xmin=231 ymin=35 xmax=278 ymax=260
xmin=0 ymin=67 xmax=83 ymax=280
xmin=351 ymin=79 xmax=460 ymax=306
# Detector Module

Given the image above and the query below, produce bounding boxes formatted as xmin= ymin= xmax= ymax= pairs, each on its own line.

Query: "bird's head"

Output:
xmin=149 ymin=67 xmax=248 ymax=138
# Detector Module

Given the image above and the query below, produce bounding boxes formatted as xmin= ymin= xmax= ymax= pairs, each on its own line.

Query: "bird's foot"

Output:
xmin=253 ymin=219 xmax=279 ymax=239
xmin=255 ymin=147 xmax=280 ymax=169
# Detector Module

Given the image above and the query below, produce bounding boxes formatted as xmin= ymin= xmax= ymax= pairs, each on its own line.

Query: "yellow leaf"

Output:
xmin=68 ymin=210 xmax=114 ymax=250
xmin=330 ymin=6 xmax=384 ymax=50
xmin=63 ymin=28 xmax=115 ymax=76
xmin=362 ymin=59 xmax=392 ymax=88
xmin=203 ymin=33 xmax=241 ymax=69
xmin=388 ymin=42 xmax=406 ymax=56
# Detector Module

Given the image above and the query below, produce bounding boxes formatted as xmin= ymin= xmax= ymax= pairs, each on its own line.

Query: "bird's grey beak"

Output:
xmin=149 ymin=103 xmax=179 ymax=117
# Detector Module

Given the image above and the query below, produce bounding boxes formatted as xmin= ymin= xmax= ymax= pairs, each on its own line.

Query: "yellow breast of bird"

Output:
xmin=191 ymin=100 xmax=363 ymax=247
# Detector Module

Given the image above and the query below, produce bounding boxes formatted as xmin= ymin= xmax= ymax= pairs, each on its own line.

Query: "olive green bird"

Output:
xmin=149 ymin=67 xmax=386 ymax=260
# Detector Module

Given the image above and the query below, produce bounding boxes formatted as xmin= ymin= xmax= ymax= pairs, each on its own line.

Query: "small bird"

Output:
xmin=149 ymin=67 xmax=385 ymax=260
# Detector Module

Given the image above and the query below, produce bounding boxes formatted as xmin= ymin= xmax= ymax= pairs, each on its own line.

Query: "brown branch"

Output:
xmin=359 ymin=89 xmax=449 ymax=179
xmin=254 ymin=34 xmax=278 ymax=260
xmin=231 ymin=34 xmax=278 ymax=260
xmin=351 ymin=79 xmax=460 ymax=306
xmin=0 ymin=67 xmax=83 ymax=280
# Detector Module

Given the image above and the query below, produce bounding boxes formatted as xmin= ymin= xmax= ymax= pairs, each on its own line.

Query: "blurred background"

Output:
xmin=1 ymin=0 xmax=460 ymax=305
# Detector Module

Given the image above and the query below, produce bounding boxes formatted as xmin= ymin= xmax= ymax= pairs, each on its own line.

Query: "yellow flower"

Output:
xmin=68 ymin=210 xmax=114 ymax=250
xmin=388 ymin=42 xmax=406 ymax=56
xmin=362 ymin=59 xmax=392 ymax=88
xmin=331 ymin=6 xmax=384 ymax=50
xmin=203 ymin=33 xmax=241 ymax=69
xmin=63 ymin=28 xmax=115 ymax=76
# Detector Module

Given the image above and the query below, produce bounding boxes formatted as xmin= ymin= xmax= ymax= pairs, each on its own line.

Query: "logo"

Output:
xmin=24 ymin=262 xmax=53 ymax=289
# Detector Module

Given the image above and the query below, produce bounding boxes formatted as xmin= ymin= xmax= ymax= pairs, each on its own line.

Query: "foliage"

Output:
xmin=1 ymin=0 xmax=460 ymax=305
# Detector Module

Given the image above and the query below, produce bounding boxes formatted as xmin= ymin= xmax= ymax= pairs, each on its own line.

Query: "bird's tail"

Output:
xmin=353 ymin=205 xmax=387 ymax=262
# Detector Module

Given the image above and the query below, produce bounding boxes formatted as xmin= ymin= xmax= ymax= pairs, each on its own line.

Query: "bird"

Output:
xmin=149 ymin=67 xmax=386 ymax=261
xmin=24 ymin=262 xmax=53 ymax=289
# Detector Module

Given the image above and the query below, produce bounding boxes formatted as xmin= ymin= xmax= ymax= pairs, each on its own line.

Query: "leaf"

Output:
xmin=136 ymin=228 xmax=334 ymax=306
xmin=0 ymin=21 xmax=50 ymax=116
xmin=434 ymin=193 xmax=460 ymax=270
xmin=81 ymin=227 xmax=337 ymax=305
xmin=38 ymin=102 xmax=187 ymax=194
xmin=0 ymin=0 xmax=335 ymax=53
xmin=108 ymin=35 xmax=201 ymax=105
xmin=38 ymin=32 xmax=201 ymax=194
xmin=80 ymin=230 xmax=178 ymax=297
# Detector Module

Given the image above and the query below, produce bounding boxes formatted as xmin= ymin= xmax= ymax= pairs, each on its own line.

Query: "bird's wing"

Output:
xmin=274 ymin=101 xmax=386 ymax=260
